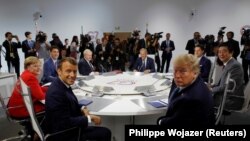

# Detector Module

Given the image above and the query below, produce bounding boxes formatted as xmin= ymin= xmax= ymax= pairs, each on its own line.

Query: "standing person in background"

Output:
xmin=35 ymin=31 xmax=51 ymax=61
xmin=194 ymin=45 xmax=211 ymax=82
xmin=185 ymin=32 xmax=205 ymax=54
xmin=225 ymin=31 xmax=240 ymax=60
xmin=2 ymin=32 xmax=22 ymax=77
xmin=22 ymin=31 xmax=36 ymax=58
xmin=70 ymin=35 xmax=79 ymax=60
xmin=160 ymin=33 xmax=175 ymax=73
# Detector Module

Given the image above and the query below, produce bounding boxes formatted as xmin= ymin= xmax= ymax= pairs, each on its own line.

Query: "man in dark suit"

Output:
xmin=2 ymin=32 xmax=22 ymax=77
xmin=157 ymin=54 xmax=214 ymax=126
xmin=45 ymin=57 xmax=111 ymax=141
xmin=160 ymin=33 xmax=175 ymax=73
xmin=133 ymin=48 xmax=155 ymax=73
xmin=138 ymin=32 xmax=152 ymax=54
xmin=78 ymin=49 xmax=98 ymax=75
xmin=194 ymin=45 xmax=211 ymax=82
xmin=185 ymin=32 xmax=205 ymax=54
xmin=41 ymin=46 xmax=59 ymax=84
xmin=225 ymin=31 xmax=240 ymax=60
xmin=22 ymin=31 xmax=36 ymax=58
xmin=209 ymin=43 xmax=244 ymax=111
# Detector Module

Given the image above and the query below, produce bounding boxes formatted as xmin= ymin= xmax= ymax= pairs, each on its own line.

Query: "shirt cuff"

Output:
xmin=81 ymin=106 xmax=91 ymax=123
xmin=87 ymin=115 xmax=91 ymax=123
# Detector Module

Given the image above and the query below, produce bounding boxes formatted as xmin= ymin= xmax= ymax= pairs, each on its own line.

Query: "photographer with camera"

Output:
xmin=138 ymin=32 xmax=151 ymax=53
xmin=150 ymin=32 xmax=163 ymax=72
xmin=111 ymin=38 xmax=126 ymax=71
xmin=240 ymin=28 xmax=250 ymax=84
xmin=79 ymin=34 xmax=94 ymax=59
xmin=128 ymin=29 xmax=140 ymax=70
xmin=35 ymin=31 xmax=51 ymax=60
xmin=2 ymin=32 xmax=22 ymax=77
xmin=160 ymin=33 xmax=175 ymax=73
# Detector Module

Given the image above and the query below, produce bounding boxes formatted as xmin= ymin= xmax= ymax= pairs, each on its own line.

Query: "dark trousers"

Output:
xmin=81 ymin=126 xmax=111 ymax=141
xmin=242 ymin=59 xmax=250 ymax=84
xmin=7 ymin=60 xmax=20 ymax=78
xmin=155 ymin=55 xmax=161 ymax=72
xmin=161 ymin=55 xmax=172 ymax=73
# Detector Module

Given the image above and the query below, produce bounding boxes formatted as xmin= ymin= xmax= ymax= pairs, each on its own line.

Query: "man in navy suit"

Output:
xmin=22 ymin=31 xmax=36 ymax=58
xmin=157 ymin=54 xmax=214 ymax=126
xmin=194 ymin=45 xmax=211 ymax=82
xmin=41 ymin=46 xmax=59 ymax=84
xmin=133 ymin=48 xmax=155 ymax=73
xmin=78 ymin=49 xmax=98 ymax=75
xmin=45 ymin=57 xmax=111 ymax=141
xmin=160 ymin=33 xmax=175 ymax=73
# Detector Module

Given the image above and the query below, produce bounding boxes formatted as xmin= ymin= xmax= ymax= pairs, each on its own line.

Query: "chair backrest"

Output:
xmin=19 ymin=78 xmax=45 ymax=141
xmin=237 ymin=81 xmax=250 ymax=113
xmin=215 ymin=72 xmax=236 ymax=125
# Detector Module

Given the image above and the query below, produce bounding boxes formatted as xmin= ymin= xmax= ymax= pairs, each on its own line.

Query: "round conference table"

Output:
xmin=72 ymin=72 xmax=173 ymax=141
xmin=73 ymin=72 xmax=173 ymax=116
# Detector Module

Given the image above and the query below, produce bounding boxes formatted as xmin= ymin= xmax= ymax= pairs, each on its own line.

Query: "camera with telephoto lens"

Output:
xmin=218 ymin=26 xmax=226 ymax=37
xmin=151 ymin=32 xmax=163 ymax=41
xmin=36 ymin=31 xmax=47 ymax=43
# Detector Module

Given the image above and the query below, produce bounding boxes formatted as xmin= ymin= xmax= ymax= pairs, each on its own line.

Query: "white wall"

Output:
xmin=1 ymin=0 xmax=250 ymax=72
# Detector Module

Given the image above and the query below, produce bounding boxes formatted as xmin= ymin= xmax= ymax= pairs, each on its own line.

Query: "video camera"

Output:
xmin=36 ymin=31 xmax=47 ymax=43
xmin=218 ymin=26 xmax=226 ymax=37
xmin=151 ymin=32 xmax=163 ymax=41
xmin=132 ymin=29 xmax=141 ymax=37
xmin=80 ymin=34 xmax=91 ymax=44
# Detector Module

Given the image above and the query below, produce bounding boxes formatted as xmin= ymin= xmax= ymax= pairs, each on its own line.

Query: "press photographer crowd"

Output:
xmin=1 ymin=27 xmax=250 ymax=84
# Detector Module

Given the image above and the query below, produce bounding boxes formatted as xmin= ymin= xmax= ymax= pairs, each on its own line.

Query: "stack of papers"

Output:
xmin=148 ymin=98 xmax=168 ymax=108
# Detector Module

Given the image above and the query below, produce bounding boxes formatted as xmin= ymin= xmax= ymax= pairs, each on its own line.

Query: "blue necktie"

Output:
xmin=141 ymin=61 xmax=145 ymax=71
xmin=168 ymin=87 xmax=180 ymax=103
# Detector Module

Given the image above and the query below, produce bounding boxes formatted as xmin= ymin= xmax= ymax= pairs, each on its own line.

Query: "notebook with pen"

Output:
xmin=79 ymin=99 xmax=93 ymax=106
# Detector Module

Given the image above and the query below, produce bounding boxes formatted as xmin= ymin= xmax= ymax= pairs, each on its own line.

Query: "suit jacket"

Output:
xmin=212 ymin=58 xmax=244 ymax=111
xmin=41 ymin=58 xmax=58 ymax=84
xmin=78 ymin=58 xmax=93 ymax=75
xmin=22 ymin=40 xmax=36 ymax=58
xmin=133 ymin=57 xmax=155 ymax=73
xmin=2 ymin=40 xmax=21 ymax=61
xmin=199 ymin=56 xmax=211 ymax=82
xmin=7 ymin=70 xmax=46 ymax=118
xmin=45 ymin=77 xmax=88 ymax=140
xmin=185 ymin=39 xmax=205 ymax=54
xmin=160 ymin=40 xmax=175 ymax=57
xmin=158 ymin=77 xmax=214 ymax=127
xmin=226 ymin=39 xmax=240 ymax=59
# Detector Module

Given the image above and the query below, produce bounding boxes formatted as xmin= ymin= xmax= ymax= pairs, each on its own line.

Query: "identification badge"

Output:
xmin=10 ymin=53 xmax=14 ymax=58
xmin=155 ymin=53 xmax=158 ymax=56
xmin=116 ymin=57 xmax=119 ymax=60
xmin=101 ymin=57 xmax=104 ymax=60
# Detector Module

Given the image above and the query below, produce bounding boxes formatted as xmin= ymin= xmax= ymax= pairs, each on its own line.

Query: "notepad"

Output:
xmin=148 ymin=99 xmax=168 ymax=108
xmin=79 ymin=99 xmax=93 ymax=106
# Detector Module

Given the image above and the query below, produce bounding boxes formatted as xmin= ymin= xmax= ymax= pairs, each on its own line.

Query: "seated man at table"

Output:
xmin=133 ymin=48 xmax=155 ymax=73
xmin=157 ymin=54 xmax=215 ymax=126
xmin=41 ymin=46 xmax=59 ymax=84
xmin=45 ymin=57 xmax=111 ymax=141
xmin=78 ymin=49 xmax=99 ymax=75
